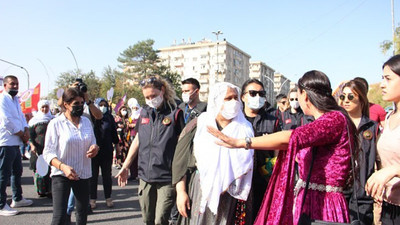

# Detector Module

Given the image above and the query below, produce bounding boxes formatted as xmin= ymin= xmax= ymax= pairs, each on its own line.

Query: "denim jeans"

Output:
xmin=67 ymin=189 xmax=75 ymax=215
xmin=51 ymin=176 xmax=89 ymax=225
xmin=0 ymin=146 xmax=23 ymax=209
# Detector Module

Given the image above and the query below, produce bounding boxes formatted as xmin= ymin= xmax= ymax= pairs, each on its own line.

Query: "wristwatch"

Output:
xmin=245 ymin=137 xmax=252 ymax=150
xmin=86 ymin=100 xmax=93 ymax=105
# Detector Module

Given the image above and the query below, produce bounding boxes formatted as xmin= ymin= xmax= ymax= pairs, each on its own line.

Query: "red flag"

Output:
xmin=20 ymin=83 xmax=40 ymax=114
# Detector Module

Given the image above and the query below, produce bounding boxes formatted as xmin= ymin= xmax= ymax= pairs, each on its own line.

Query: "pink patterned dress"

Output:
xmin=254 ymin=111 xmax=352 ymax=225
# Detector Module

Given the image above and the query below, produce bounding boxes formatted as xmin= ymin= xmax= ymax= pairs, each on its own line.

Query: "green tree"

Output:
xmin=52 ymin=69 xmax=101 ymax=100
xmin=368 ymin=83 xmax=391 ymax=109
xmin=117 ymin=39 xmax=182 ymax=98
xmin=380 ymin=25 xmax=400 ymax=55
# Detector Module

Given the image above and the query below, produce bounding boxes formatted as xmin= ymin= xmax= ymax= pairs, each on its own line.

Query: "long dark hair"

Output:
xmin=383 ymin=54 xmax=400 ymax=75
xmin=341 ymin=80 xmax=369 ymax=117
xmin=298 ymin=70 xmax=360 ymax=187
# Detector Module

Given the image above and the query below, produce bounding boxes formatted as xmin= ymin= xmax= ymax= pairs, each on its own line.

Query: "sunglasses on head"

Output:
xmin=246 ymin=90 xmax=266 ymax=97
xmin=290 ymin=98 xmax=298 ymax=101
xmin=140 ymin=77 xmax=159 ymax=87
xmin=339 ymin=94 xmax=355 ymax=101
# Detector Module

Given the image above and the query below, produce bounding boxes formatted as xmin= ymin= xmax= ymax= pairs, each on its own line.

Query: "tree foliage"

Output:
xmin=380 ymin=25 xmax=400 ymax=55
xmin=368 ymin=83 xmax=391 ymax=109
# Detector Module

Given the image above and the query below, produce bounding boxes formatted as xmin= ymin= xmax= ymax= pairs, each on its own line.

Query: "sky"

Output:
xmin=0 ymin=0 xmax=397 ymax=96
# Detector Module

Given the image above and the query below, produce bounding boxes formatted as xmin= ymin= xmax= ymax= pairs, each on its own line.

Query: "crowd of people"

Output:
xmin=0 ymin=54 xmax=399 ymax=225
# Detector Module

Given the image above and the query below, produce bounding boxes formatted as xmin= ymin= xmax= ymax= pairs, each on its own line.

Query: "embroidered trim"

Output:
xmin=294 ymin=178 xmax=343 ymax=196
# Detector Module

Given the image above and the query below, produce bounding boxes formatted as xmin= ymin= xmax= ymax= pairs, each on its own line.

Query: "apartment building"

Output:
xmin=274 ymin=72 xmax=291 ymax=97
xmin=158 ymin=39 xmax=251 ymax=101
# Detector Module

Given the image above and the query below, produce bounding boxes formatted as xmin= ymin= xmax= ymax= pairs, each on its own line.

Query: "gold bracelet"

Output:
xmin=58 ymin=162 xmax=63 ymax=170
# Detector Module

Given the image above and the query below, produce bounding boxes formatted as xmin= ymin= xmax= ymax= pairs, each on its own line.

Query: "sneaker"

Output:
xmin=106 ymin=198 xmax=114 ymax=208
xmin=10 ymin=198 xmax=33 ymax=208
xmin=89 ymin=199 xmax=96 ymax=209
xmin=0 ymin=204 xmax=19 ymax=216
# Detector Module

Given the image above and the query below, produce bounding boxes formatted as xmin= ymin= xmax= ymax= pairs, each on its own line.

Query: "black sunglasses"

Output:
xmin=140 ymin=77 xmax=160 ymax=87
xmin=339 ymin=94 xmax=355 ymax=101
xmin=246 ymin=90 xmax=266 ymax=97
xmin=290 ymin=98 xmax=298 ymax=101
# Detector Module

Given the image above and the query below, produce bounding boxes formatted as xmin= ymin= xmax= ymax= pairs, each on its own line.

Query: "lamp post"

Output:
xmin=0 ymin=58 xmax=30 ymax=89
xmin=37 ymin=58 xmax=50 ymax=96
xmin=212 ymin=30 xmax=223 ymax=80
xmin=67 ymin=47 xmax=80 ymax=75
xmin=278 ymin=78 xmax=290 ymax=94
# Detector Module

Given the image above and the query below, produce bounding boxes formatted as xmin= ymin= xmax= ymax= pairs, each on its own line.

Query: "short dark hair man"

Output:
xmin=0 ymin=75 xmax=33 ymax=216
xmin=179 ymin=78 xmax=207 ymax=124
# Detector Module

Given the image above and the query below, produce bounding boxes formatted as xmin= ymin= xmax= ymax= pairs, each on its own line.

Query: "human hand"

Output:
xmin=22 ymin=130 xmax=30 ymax=143
xmin=62 ymin=164 xmax=79 ymax=181
xmin=365 ymin=166 xmax=397 ymax=203
xmin=177 ymin=191 xmax=191 ymax=218
xmin=207 ymin=126 xmax=244 ymax=148
xmin=115 ymin=167 xmax=129 ymax=187
xmin=87 ymin=145 xmax=99 ymax=158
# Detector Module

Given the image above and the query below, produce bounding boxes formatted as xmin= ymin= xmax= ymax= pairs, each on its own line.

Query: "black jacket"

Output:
xmin=279 ymin=109 xmax=314 ymax=130
xmin=136 ymin=103 xmax=184 ymax=183
xmin=178 ymin=101 xmax=207 ymax=124
xmin=93 ymin=112 xmax=119 ymax=159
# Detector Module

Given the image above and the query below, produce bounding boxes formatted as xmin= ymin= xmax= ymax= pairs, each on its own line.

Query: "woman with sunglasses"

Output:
xmin=208 ymin=70 xmax=359 ymax=224
xmin=366 ymin=55 xmax=400 ymax=224
xmin=116 ymin=75 xmax=185 ymax=225
xmin=280 ymin=87 xmax=313 ymax=131
xmin=339 ymin=80 xmax=378 ymax=225
xmin=240 ymin=78 xmax=280 ymax=223
xmin=43 ymin=88 xmax=99 ymax=225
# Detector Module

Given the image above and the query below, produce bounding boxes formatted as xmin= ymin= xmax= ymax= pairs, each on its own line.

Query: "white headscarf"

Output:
xmin=28 ymin=100 xmax=54 ymax=126
xmin=193 ymin=82 xmax=254 ymax=214
xmin=128 ymin=98 xmax=142 ymax=120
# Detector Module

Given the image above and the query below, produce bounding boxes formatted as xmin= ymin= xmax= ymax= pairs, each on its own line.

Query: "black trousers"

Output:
xmin=381 ymin=201 xmax=400 ymax=225
xmin=51 ymin=176 xmax=90 ymax=225
xmin=90 ymin=156 xmax=112 ymax=199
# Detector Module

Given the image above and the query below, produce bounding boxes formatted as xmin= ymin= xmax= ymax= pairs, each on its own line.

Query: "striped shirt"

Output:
xmin=43 ymin=113 xmax=96 ymax=179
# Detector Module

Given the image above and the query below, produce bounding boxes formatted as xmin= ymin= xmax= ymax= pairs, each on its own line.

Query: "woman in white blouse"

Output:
xmin=43 ymin=88 xmax=99 ymax=225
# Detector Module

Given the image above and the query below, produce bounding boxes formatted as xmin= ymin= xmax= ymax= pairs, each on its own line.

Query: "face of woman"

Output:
xmin=340 ymin=87 xmax=361 ymax=114
xmin=381 ymin=65 xmax=400 ymax=102
xmin=40 ymin=105 xmax=49 ymax=114
xmin=64 ymin=97 xmax=85 ymax=114
xmin=297 ymin=89 xmax=310 ymax=115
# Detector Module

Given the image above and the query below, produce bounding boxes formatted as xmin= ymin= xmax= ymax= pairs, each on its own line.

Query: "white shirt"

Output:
xmin=43 ymin=113 xmax=96 ymax=179
xmin=0 ymin=91 xmax=28 ymax=146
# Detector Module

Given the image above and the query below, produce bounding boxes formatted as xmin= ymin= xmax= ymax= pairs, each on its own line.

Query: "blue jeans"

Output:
xmin=0 ymin=146 xmax=23 ymax=209
xmin=67 ymin=189 xmax=75 ymax=215
xmin=0 ymin=146 xmax=22 ymax=209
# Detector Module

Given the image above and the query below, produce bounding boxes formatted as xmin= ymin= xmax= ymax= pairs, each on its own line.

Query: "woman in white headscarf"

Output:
xmin=172 ymin=82 xmax=254 ymax=225
xmin=127 ymin=98 xmax=142 ymax=180
xmin=29 ymin=99 xmax=54 ymax=197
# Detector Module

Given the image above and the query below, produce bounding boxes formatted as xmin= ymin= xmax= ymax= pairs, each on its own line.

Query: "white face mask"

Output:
xmin=290 ymin=100 xmax=300 ymax=109
xmin=131 ymin=109 xmax=140 ymax=119
xmin=146 ymin=94 xmax=163 ymax=109
xmin=221 ymin=99 xmax=241 ymax=120
xmin=99 ymin=106 xmax=107 ymax=114
xmin=247 ymin=95 xmax=266 ymax=110
xmin=182 ymin=89 xmax=197 ymax=104
xmin=121 ymin=110 xmax=128 ymax=116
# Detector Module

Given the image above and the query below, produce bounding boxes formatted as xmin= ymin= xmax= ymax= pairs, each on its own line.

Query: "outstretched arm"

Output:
xmin=207 ymin=126 xmax=291 ymax=150
xmin=366 ymin=165 xmax=400 ymax=203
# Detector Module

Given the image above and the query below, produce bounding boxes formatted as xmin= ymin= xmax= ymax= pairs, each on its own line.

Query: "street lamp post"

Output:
xmin=278 ymin=78 xmax=290 ymax=94
xmin=37 ymin=58 xmax=50 ymax=97
xmin=212 ymin=30 xmax=223 ymax=81
xmin=67 ymin=47 xmax=80 ymax=75
xmin=0 ymin=58 xmax=30 ymax=89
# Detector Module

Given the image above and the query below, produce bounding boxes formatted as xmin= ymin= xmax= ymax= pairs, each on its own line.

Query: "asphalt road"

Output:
xmin=1 ymin=160 xmax=145 ymax=225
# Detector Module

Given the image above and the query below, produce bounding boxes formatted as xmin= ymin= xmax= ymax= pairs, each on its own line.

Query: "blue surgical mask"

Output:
xmin=247 ymin=95 xmax=266 ymax=110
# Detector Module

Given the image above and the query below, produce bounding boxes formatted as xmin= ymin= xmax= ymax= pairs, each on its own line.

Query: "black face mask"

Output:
xmin=71 ymin=105 xmax=84 ymax=117
xmin=8 ymin=89 xmax=18 ymax=97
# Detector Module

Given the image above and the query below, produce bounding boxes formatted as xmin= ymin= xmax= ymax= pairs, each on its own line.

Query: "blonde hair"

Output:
xmin=141 ymin=75 xmax=177 ymax=110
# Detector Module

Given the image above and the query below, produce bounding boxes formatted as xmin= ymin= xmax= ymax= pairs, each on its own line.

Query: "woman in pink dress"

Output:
xmin=209 ymin=70 xmax=359 ymax=225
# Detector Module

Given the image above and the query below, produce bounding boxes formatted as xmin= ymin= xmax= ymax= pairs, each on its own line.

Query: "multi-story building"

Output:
xmin=249 ymin=61 xmax=275 ymax=104
xmin=159 ymin=39 xmax=251 ymax=101
xmin=274 ymin=72 xmax=291 ymax=97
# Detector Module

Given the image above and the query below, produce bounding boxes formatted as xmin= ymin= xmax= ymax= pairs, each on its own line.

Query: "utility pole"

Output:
xmin=212 ymin=30 xmax=223 ymax=79
xmin=37 ymin=58 xmax=50 ymax=97
xmin=392 ymin=0 xmax=396 ymax=55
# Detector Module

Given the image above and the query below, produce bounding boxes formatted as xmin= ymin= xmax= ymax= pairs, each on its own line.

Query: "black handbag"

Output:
xmin=298 ymin=126 xmax=361 ymax=225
